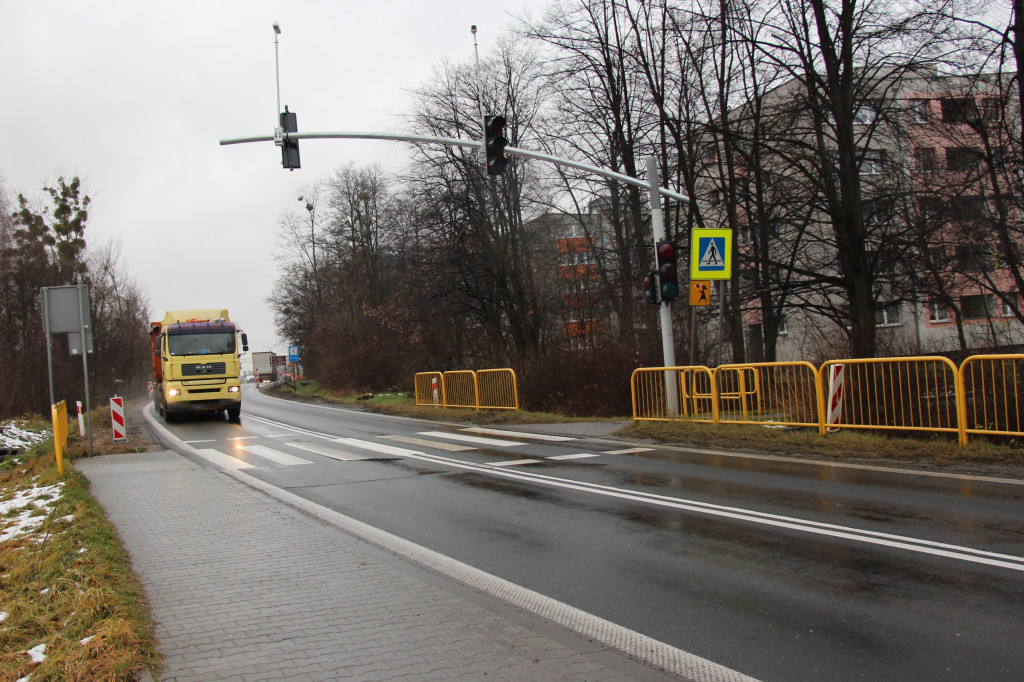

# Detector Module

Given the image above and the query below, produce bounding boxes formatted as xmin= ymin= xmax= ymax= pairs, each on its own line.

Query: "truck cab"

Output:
xmin=151 ymin=309 xmax=248 ymax=422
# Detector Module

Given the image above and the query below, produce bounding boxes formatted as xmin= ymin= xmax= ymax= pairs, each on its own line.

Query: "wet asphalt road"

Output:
xmin=156 ymin=386 xmax=1024 ymax=681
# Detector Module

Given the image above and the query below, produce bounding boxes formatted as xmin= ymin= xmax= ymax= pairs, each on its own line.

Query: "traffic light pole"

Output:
xmin=645 ymin=158 xmax=679 ymax=417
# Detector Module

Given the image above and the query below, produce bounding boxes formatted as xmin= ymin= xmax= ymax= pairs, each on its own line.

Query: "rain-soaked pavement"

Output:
xmin=158 ymin=392 xmax=1024 ymax=681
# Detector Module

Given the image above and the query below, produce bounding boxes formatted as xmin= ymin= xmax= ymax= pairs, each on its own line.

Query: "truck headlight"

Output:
xmin=168 ymin=388 xmax=182 ymax=397
xmin=228 ymin=386 xmax=240 ymax=393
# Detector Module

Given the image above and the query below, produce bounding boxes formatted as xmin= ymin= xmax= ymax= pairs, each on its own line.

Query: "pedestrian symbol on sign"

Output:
xmin=698 ymin=237 xmax=725 ymax=271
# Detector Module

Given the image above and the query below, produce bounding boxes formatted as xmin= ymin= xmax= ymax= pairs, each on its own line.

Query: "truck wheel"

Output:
xmin=227 ymin=407 xmax=241 ymax=423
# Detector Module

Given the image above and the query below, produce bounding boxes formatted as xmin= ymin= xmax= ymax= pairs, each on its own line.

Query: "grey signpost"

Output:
xmin=41 ymin=284 xmax=94 ymax=455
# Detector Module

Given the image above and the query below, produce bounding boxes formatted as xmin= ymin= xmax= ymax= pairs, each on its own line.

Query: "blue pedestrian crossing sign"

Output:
xmin=690 ymin=228 xmax=733 ymax=280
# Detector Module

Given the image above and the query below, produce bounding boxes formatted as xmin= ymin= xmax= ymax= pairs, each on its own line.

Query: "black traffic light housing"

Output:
xmin=643 ymin=271 xmax=659 ymax=305
xmin=656 ymin=240 xmax=679 ymax=303
xmin=484 ymin=115 xmax=509 ymax=175
xmin=280 ymin=106 xmax=300 ymax=170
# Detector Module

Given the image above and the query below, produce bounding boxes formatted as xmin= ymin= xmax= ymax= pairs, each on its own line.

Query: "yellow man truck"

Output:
xmin=150 ymin=309 xmax=248 ymax=422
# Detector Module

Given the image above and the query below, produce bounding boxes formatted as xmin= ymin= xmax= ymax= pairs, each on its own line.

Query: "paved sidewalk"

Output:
xmin=77 ymin=450 xmax=696 ymax=682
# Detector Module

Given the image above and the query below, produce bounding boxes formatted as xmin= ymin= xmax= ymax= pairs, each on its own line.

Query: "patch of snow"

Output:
xmin=0 ymin=611 xmax=8 ymax=622
xmin=0 ymin=421 xmax=51 ymax=450
xmin=26 ymin=643 xmax=46 ymax=663
xmin=0 ymin=483 xmax=65 ymax=545
xmin=79 ymin=636 xmax=94 ymax=645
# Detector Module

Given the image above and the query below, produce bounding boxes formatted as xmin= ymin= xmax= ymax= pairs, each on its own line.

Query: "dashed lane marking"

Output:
xmin=603 ymin=447 xmax=655 ymax=455
xmin=488 ymin=458 xmax=543 ymax=466
xmin=547 ymin=453 xmax=600 ymax=461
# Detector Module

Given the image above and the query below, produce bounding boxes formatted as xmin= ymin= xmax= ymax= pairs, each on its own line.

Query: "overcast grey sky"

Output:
xmin=2 ymin=0 xmax=547 ymax=367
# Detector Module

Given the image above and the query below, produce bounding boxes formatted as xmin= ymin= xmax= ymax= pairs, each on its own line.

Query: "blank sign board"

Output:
xmin=42 ymin=285 xmax=91 ymax=333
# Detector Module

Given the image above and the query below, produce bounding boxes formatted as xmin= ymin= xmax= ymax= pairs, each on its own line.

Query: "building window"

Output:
xmin=946 ymin=147 xmax=984 ymax=171
xmin=956 ymin=244 xmax=992 ymax=272
xmin=960 ymin=294 xmax=994 ymax=320
xmin=875 ymin=302 xmax=901 ymax=327
xmin=907 ymin=99 xmax=928 ymax=123
xmin=777 ymin=314 xmax=788 ymax=336
xmin=998 ymin=295 xmax=1017 ymax=317
xmin=860 ymin=149 xmax=885 ymax=175
xmin=941 ymin=97 xmax=979 ymax=124
xmin=983 ymin=98 xmax=1002 ymax=123
xmin=913 ymin=147 xmax=935 ymax=173
xmin=929 ymin=301 xmax=951 ymax=323
xmin=863 ymin=201 xmax=892 ymax=227
xmin=854 ymin=101 xmax=879 ymax=125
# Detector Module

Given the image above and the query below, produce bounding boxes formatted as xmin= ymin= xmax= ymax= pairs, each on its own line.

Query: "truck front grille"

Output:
xmin=182 ymin=362 xmax=227 ymax=376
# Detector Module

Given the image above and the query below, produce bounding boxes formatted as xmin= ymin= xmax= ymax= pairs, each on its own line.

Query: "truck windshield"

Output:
xmin=167 ymin=333 xmax=236 ymax=356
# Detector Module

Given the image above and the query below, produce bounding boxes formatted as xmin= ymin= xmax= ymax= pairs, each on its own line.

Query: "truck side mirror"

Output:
xmin=152 ymin=334 xmax=162 ymax=357
xmin=241 ymin=333 xmax=249 ymax=352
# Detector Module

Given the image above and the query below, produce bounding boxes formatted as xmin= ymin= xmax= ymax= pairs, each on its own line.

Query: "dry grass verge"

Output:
xmin=1 ymin=402 xmax=160 ymax=681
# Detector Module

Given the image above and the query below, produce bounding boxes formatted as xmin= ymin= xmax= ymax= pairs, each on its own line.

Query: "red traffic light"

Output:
xmin=657 ymin=242 xmax=675 ymax=260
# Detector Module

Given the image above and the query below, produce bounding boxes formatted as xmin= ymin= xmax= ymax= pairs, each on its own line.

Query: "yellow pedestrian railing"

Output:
xmin=819 ymin=356 xmax=962 ymax=442
xmin=631 ymin=354 xmax=1024 ymax=447
xmin=959 ymin=354 xmax=1024 ymax=445
xmin=679 ymin=367 xmax=716 ymax=420
xmin=414 ymin=368 xmax=519 ymax=411
xmin=51 ymin=400 xmax=68 ymax=474
xmin=477 ymin=368 xmax=519 ymax=410
xmin=414 ymin=372 xmax=445 ymax=407
xmin=716 ymin=362 xmax=822 ymax=430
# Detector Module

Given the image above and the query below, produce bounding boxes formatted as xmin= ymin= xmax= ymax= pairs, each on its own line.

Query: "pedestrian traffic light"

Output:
xmin=484 ymin=115 xmax=508 ymax=175
xmin=643 ymin=271 xmax=659 ymax=305
xmin=656 ymin=240 xmax=679 ymax=303
xmin=280 ymin=106 xmax=300 ymax=170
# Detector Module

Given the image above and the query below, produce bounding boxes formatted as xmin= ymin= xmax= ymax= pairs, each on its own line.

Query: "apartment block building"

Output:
xmin=704 ymin=69 xmax=1024 ymax=363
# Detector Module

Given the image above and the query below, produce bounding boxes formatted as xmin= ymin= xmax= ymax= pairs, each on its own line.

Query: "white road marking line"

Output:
xmin=418 ymin=431 xmax=520 ymax=447
xmin=382 ymin=435 xmax=476 ymax=451
xmin=239 ymin=444 xmax=312 ymax=466
xmin=461 ymin=427 xmax=575 ymax=442
xmin=547 ymin=453 xmax=600 ymax=461
xmin=196 ymin=448 xmax=253 ymax=470
xmin=604 ymin=447 xmax=655 ymax=454
xmin=185 ymin=439 xmax=217 ymax=444
xmin=229 ymin=436 xmax=260 ymax=441
xmin=488 ymin=459 xmax=543 ymax=466
xmin=395 ymin=450 xmax=1024 ymax=573
xmin=334 ymin=437 xmax=418 ymax=458
xmin=289 ymin=442 xmax=373 ymax=461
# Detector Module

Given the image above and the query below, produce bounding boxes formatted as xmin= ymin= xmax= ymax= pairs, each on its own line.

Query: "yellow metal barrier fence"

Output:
xmin=715 ymin=362 xmax=823 ymax=431
xmin=476 ymin=368 xmax=519 ymax=410
xmin=443 ymin=370 xmax=479 ymax=409
xmin=51 ymin=400 xmax=68 ymax=474
xmin=820 ymin=356 xmax=962 ymax=441
xmin=414 ymin=372 xmax=445 ymax=407
xmin=959 ymin=354 xmax=1024 ymax=445
xmin=415 ymin=368 xmax=519 ymax=411
xmin=632 ymin=355 xmax=1024 ymax=446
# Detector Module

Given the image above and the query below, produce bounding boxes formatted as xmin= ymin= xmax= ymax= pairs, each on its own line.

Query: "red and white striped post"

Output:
xmin=76 ymin=400 xmax=85 ymax=436
xmin=826 ymin=364 xmax=845 ymax=433
xmin=110 ymin=396 xmax=128 ymax=443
